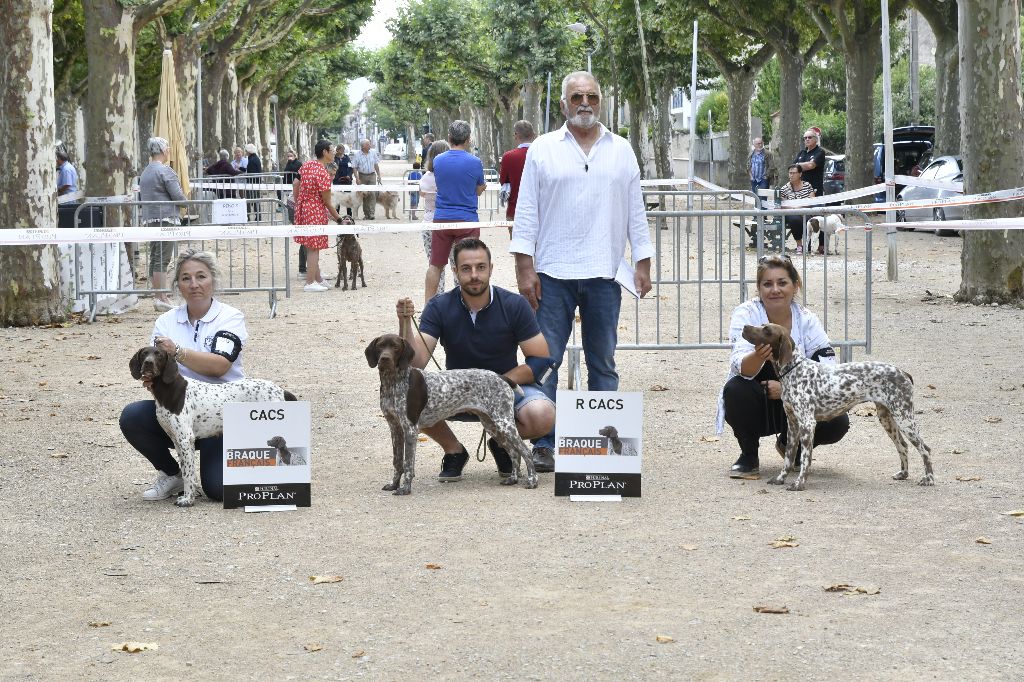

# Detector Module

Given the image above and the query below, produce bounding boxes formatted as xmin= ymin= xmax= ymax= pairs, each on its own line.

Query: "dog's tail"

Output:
xmin=284 ymin=390 xmax=298 ymax=401
xmin=499 ymin=375 xmax=525 ymax=397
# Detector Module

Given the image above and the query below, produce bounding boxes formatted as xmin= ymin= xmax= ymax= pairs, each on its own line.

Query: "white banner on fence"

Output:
xmin=191 ymin=181 xmax=503 ymax=193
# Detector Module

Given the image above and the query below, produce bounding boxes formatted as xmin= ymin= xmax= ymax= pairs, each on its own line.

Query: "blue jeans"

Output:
xmin=119 ymin=400 xmax=224 ymax=501
xmin=533 ymin=273 xmax=622 ymax=450
xmin=751 ymin=178 xmax=769 ymax=196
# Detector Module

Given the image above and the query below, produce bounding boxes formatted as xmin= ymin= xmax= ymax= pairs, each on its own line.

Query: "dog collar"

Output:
xmin=778 ymin=356 xmax=802 ymax=378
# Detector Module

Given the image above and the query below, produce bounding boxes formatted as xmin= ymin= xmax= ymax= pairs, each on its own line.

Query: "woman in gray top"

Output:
xmin=139 ymin=136 xmax=187 ymax=311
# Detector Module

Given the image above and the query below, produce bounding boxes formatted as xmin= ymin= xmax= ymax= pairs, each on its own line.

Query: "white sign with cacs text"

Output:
xmin=554 ymin=391 xmax=642 ymax=497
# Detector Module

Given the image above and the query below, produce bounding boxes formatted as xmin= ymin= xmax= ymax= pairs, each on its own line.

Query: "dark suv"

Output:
xmin=823 ymin=155 xmax=845 ymax=195
xmin=873 ymin=125 xmax=935 ymax=201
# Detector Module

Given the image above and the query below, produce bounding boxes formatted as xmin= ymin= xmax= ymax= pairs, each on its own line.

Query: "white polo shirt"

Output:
xmin=151 ymin=298 xmax=248 ymax=383
xmin=510 ymin=122 xmax=655 ymax=279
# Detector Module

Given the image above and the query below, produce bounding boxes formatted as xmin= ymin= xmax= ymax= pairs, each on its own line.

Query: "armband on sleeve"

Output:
xmin=810 ymin=346 xmax=836 ymax=363
xmin=525 ymin=355 xmax=555 ymax=385
xmin=210 ymin=330 xmax=242 ymax=362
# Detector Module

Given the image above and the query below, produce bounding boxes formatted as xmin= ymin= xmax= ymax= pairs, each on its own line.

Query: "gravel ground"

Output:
xmin=3 ymin=169 xmax=1023 ymax=680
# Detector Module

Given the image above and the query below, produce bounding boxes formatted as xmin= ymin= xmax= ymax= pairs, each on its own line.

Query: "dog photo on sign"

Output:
xmin=598 ymin=425 xmax=640 ymax=457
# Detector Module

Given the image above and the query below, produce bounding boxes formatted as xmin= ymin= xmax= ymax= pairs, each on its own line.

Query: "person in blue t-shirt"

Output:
xmin=396 ymin=238 xmax=556 ymax=482
xmin=424 ymin=120 xmax=486 ymax=303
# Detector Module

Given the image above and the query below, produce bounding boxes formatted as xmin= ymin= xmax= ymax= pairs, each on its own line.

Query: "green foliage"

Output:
xmin=802 ymin=44 xmax=847 ymax=114
xmin=799 ymin=107 xmax=846 ymax=155
xmin=695 ymin=90 xmax=728 ymax=137
xmin=872 ymin=60 xmax=936 ymax=137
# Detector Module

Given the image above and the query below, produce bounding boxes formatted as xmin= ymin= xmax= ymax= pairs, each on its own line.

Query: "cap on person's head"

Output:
xmin=245 ymin=143 xmax=257 ymax=154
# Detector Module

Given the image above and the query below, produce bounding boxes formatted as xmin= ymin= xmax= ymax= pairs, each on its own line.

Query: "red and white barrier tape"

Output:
xmin=0 ymin=220 xmax=513 ymax=246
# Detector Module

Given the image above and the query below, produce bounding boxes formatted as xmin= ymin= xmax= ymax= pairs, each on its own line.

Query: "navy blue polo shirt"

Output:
xmin=419 ymin=286 xmax=540 ymax=374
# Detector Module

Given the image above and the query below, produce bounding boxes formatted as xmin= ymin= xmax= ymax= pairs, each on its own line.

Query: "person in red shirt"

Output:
xmin=499 ymin=120 xmax=536 ymax=230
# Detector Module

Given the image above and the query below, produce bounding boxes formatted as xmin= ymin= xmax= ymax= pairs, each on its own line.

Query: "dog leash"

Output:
xmin=411 ymin=314 xmax=488 ymax=462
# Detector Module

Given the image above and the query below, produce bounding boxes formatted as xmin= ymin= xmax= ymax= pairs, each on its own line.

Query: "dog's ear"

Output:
xmin=365 ymin=337 xmax=382 ymax=368
xmin=771 ymin=327 xmax=795 ymax=366
xmin=160 ymin=347 xmax=179 ymax=383
xmin=397 ymin=337 xmax=415 ymax=370
xmin=129 ymin=348 xmax=147 ymax=379
xmin=406 ymin=368 xmax=428 ymax=424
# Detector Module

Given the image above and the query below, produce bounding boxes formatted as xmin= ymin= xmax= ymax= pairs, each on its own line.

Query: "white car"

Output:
xmin=382 ymin=142 xmax=407 ymax=160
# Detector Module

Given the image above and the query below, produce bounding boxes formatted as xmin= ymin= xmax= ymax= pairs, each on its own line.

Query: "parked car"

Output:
xmin=382 ymin=141 xmax=408 ymax=160
xmin=873 ymin=125 xmax=935 ymax=200
xmin=895 ymin=155 xmax=963 ymax=235
xmin=823 ymin=154 xmax=846 ymax=195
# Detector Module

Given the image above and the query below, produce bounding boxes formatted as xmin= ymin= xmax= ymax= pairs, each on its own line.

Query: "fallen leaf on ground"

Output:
xmin=952 ymin=448 xmax=965 ymax=454
xmin=417 ymin=435 xmax=429 ymax=442
xmin=650 ymin=384 xmax=668 ymax=392
xmin=927 ymin=384 xmax=936 ymax=389
xmin=309 ymin=575 xmax=344 ymax=584
xmin=698 ymin=435 xmax=720 ymax=443
xmin=304 ymin=644 xmax=322 ymax=652
xmin=983 ymin=416 xmax=1003 ymax=423
xmin=656 ymin=635 xmax=674 ymax=643
xmin=976 ymin=537 xmax=992 ymax=545
xmin=425 ymin=563 xmax=443 ymax=570
xmin=89 ymin=621 xmax=111 ymax=627
xmin=770 ymin=541 xmax=800 ymax=549
xmin=50 ymin=452 xmax=68 ymax=458
xmin=352 ymin=650 xmax=366 ymax=658
xmin=38 ymin=381 xmax=47 ymax=386
xmin=753 ymin=605 xmax=789 ymax=614
xmin=680 ymin=544 xmax=698 ymax=551
xmin=731 ymin=515 xmax=752 ymax=521
xmin=1000 ymin=510 xmax=1024 ymax=517
xmin=775 ymin=535 xmax=797 ymax=542
xmin=112 ymin=642 xmax=158 ymax=653
xmin=825 ymin=583 xmax=880 ymax=595
xmin=955 ymin=475 xmax=981 ymax=482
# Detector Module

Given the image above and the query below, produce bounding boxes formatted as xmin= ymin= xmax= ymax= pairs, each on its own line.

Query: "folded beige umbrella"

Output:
xmin=154 ymin=47 xmax=191 ymax=197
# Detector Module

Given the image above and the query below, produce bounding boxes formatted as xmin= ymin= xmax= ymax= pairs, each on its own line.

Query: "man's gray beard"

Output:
xmin=569 ymin=111 xmax=600 ymax=129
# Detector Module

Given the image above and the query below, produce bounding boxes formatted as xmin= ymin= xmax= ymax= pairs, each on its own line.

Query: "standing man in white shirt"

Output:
xmin=510 ymin=70 xmax=655 ymax=471
xmin=352 ymin=138 xmax=383 ymax=220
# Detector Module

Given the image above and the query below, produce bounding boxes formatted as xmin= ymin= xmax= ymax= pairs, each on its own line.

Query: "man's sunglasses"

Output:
xmin=569 ymin=92 xmax=601 ymax=106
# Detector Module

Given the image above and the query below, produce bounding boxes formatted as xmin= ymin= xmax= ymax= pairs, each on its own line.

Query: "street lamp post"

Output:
xmin=567 ymin=22 xmax=595 ymax=73
xmin=269 ymin=94 xmax=280 ymax=172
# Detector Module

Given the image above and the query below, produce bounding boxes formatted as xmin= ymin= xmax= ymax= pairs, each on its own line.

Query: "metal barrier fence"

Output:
xmin=70 ymin=197 xmax=291 ymax=321
xmin=565 ymin=188 xmax=874 ymax=387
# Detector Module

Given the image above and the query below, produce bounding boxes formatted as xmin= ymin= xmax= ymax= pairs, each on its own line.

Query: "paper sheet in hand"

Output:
xmin=615 ymin=258 xmax=639 ymax=299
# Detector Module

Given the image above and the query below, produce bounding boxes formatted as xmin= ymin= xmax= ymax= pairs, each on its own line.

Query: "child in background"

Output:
xmin=408 ymin=162 xmax=422 ymax=221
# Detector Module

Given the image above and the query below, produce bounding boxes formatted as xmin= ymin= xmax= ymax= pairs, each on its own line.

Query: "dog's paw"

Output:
xmin=392 ymin=486 xmax=411 ymax=496
xmin=917 ymin=474 xmax=935 ymax=486
xmin=175 ymin=496 xmax=195 ymax=507
xmin=523 ymin=475 xmax=538 ymax=489
xmin=382 ymin=482 xmax=398 ymax=491
xmin=892 ymin=470 xmax=909 ymax=481
xmin=768 ymin=474 xmax=786 ymax=485
xmin=500 ymin=476 xmax=517 ymax=486
xmin=786 ymin=480 xmax=806 ymax=492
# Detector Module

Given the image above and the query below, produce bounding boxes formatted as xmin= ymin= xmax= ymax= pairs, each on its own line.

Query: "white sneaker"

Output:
xmin=153 ymin=299 xmax=175 ymax=312
xmin=303 ymin=282 xmax=328 ymax=292
xmin=142 ymin=472 xmax=184 ymax=501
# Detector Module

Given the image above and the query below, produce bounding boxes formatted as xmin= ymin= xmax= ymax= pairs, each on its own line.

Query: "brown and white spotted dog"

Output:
xmin=335 ymin=230 xmax=366 ymax=290
xmin=267 ymin=436 xmax=306 ymax=466
xmin=365 ymin=333 xmax=538 ymax=495
xmin=598 ymin=425 xmax=638 ymax=457
xmin=741 ymin=323 xmax=935 ymax=491
xmin=129 ymin=346 xmax=297 ymax=507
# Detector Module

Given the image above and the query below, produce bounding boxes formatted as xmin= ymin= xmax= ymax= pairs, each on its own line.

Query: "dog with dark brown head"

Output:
xmin=335 ymin=216 xmax=366 ymax=290
xmin=365 ymin=333 xmax=537 ymax=495
xmin=741 ymin=323 xmax=934 ymax=491
xmin=129 ymin=346 xmax=297 ymax=506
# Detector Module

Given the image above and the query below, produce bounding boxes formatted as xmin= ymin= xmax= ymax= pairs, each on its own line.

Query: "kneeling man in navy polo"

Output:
xmin=396 ymin=237 xmax=557 ymax=480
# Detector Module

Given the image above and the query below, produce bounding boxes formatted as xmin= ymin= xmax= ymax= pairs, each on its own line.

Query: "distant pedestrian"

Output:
xmin=205 ymin=149 xmax=240 ymax=199
xmin=408 ymin=162 xmax=422 ymax=221
xmin=425 ymin=120 xmax=486 ymax=304
xmin=56 ymin=149 xmax=78 ymax=196
xmin=139 ymin=136 xmax=188 ymax=311
xmin=499 ymin=120 xmax=536 ymax=233
xmin=352 ymin=139 xmax=382 ymax=220
xmin=244 ymin=143 xmax=263 ymax=221
xmin=292 ymin=140 xmax=345 ymax=292
xmin=747 ymin=137 xmax=774 ymax=196
xmin=418 ymin=140 xmax=451 ymax=296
